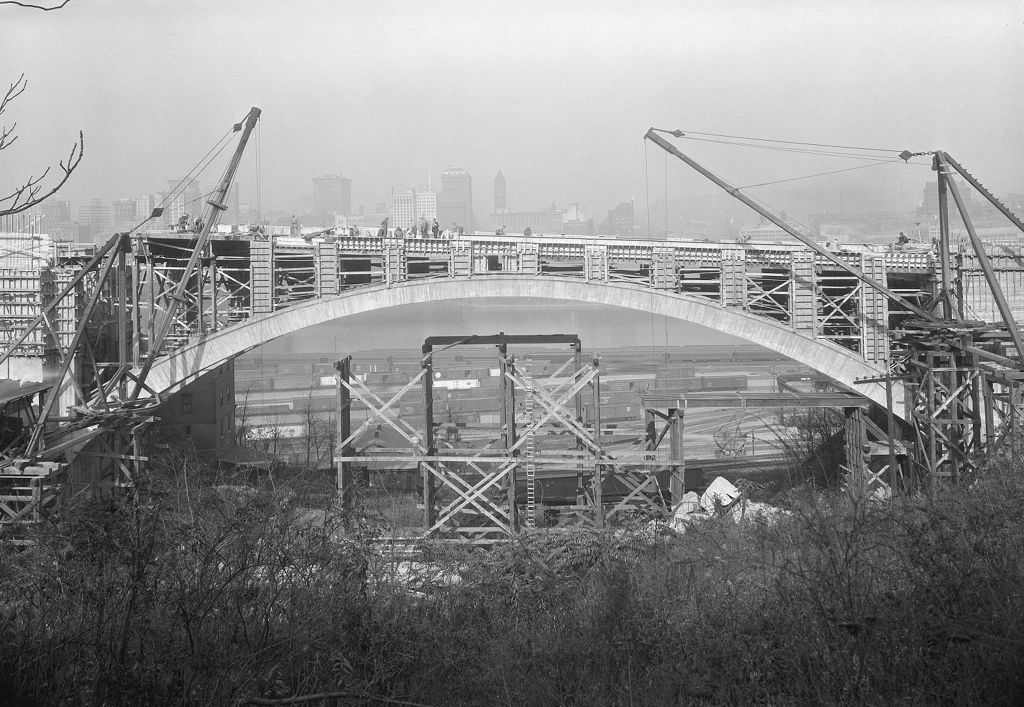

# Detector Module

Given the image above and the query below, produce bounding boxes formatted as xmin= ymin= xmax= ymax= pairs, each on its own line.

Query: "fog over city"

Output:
xmin=2 ymin=0 xmax=1022 ymax=226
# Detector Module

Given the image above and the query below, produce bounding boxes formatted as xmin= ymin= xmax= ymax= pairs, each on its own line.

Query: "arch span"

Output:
xmin=146 ymin=276 xmax=905 ymax=415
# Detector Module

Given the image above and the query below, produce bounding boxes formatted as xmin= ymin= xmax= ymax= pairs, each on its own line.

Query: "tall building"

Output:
xmin=164 ymin=179 xmax=203 ymax=227
xmin=112 ymin=198 xmax=138 ymax=233
xmin=416 ymin=189 xmax=437 ymax=225
xmin=607 ymin=201 xmax=635 ymax=237
xmin=392 ymin=189 xmax=437 ymax=230
xmin=135 ymin=193 xmax=160 ymax=222
xmin=392 ymin=191 xmax=415 ymax=230
xmin=438 ymin=167 xmax=473 ymax=231
xmin=494 ymin=170 xmax=506 ymax=212
xmin=78 ymin=198 xmax=112 ymax=242
xmin=37 ymin=199 xmax=70 ymax=223
xmin=312 ymin=175 xmax=352 ymax=226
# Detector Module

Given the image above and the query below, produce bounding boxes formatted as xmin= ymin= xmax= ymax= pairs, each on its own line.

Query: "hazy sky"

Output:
xmin=2 ymin=0 xmax=1022 ymax=223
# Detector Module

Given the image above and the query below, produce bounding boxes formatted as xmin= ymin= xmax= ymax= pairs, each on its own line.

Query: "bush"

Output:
xmin=1 ymin=456 xmax=1023 ymax=705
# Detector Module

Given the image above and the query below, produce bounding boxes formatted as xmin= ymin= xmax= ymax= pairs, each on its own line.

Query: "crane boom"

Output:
xmin=643 ymin=128 xmax=938 ymax=322
xmin=130 ymin=107 xmax=262 ymax=399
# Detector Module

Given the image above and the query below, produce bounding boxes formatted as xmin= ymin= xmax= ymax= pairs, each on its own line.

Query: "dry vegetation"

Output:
xmin=2 ymin=450 xmax=1023 ymax=706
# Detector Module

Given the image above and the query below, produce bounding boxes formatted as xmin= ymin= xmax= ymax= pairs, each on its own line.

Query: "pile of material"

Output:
xmin=669 ymin=476 xmax=789 ymax=531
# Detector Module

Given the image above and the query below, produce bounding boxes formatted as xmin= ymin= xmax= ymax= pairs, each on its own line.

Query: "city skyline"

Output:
xmin=3 ymin=1 xmax=1021 ymax=242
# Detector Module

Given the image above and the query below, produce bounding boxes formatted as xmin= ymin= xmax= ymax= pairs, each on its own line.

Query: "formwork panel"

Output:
xmin=791 ymin=252 xmax=816 ymax=334
xmin=250 ymin=240 xmax=273 ymax=314
xmin=314 ymin=241 xmax=340 ymax=297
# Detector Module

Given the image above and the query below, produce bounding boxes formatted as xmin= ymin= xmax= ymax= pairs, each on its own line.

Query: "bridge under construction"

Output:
xmin=2 ymin=109 xmax=1024 ymax=540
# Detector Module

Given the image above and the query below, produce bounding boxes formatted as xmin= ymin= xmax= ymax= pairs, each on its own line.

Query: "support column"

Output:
xmin=115 ymin=240 xmax=129 ymax=399
xmin=590 ymin=355 xmax=603 ymax=526
xmin=669 ymin=409 xmax=684 ymax=503
xmin=574 ymin=341 xmax=585 ymax=506
xmin=131 ymin=248 xmax=142 ymax=366
xmin=335 ymin=357 xmax=352 ymax=516
xmin=421 ymin=347 xmax=436 ymax=528
xmin=844 ymin=406 xmax=869 ymax=495
xmin=207 ymin=253 xmax=218 ymax=333
xmin=498 ymin=343 xmax=518 ymax=530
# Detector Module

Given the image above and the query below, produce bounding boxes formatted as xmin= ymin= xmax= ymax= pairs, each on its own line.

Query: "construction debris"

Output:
xmin=699 ymin=476 xmax=742 ymax=513
xmin=667 ymin=476 xmax=790 ymax=531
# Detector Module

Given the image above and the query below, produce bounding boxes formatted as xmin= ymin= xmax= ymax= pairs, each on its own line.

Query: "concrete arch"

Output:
xmin=146 ymin=276 xmax=904 ymax=415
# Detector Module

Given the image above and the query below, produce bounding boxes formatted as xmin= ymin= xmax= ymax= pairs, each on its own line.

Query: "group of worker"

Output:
xmin=376 ymin=217 xmax=460 ymax=240
xmin=173 ymin=214 xmax=205 ymax=233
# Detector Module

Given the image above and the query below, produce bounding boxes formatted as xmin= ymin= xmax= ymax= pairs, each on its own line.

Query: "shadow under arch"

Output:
xmin=145 ymin=276 xmax=905 ymax=417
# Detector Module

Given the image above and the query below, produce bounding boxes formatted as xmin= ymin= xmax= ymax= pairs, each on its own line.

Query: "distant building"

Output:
xmin=438 ymin=167 xmax=473 ymax=231
xmin=164 ymin=179 xmax=203 ymax=227
xmin=111 ymin=198 xmax=138 ymax=233
xmin=135 ymin=193 xmax=160 ymax=222
xmin=392 ymin=191 xmax=415 ymax=230
xmin=37 ymin=199 xmax=70 ymax=223
xmin=562 ymin=203 xmax=594 ymax=236
xmin=680 ymin=220 xmax=711 ymax=238
xmin=498 ymin=209 xmax=563 ymax=235
xmin=391 ymin=189 xmax=437 ymax=230
xmin=78 ymin=198 xmax=112 ymax=243
xmin=153 ymin=361 xmax=236 ymax=464
xmin=606 ymin=201 xmax=635 ymax=237
xmin=312 ymin=175 xmax=352 ymax=226
xmin=494 ymin=170 xmax=506 ymax=212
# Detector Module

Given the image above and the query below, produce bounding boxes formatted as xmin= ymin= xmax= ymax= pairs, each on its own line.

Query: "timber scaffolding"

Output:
xmin=332 ymin=334 xmax=890 ymax=543
xmin=0 ymin=107 xmax=263 ymax=534
xmin=2 ymin=116 xmax=1024 ymax=533
xmin=645 ymin=132 xmax=1024 ymax=491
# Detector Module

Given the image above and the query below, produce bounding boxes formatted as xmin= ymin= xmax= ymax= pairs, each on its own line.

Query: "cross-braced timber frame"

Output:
xmin=646 ymin=128 xmax=1024 ymax=490
xmin=0 ymin=107 xmax=261 ymax=530
xmin=333 ymin=334 xmax=685 ymax=543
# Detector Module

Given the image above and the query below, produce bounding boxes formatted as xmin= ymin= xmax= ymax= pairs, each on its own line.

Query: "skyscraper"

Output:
xmin=607 ymin=201 xmax=635 ymax=237
xmin=312 ymin=175 xmax=352 ymax=226
xmin=78 ymin=199 xmax=112 ymax=242
xmin=111 ymin=198 xmax=138 ymax=233
xmin=494 ymin=170 xmax=506 ymax=212
xmin=416 ymin=190 xmax=437 ymax=225
xmin=392 ymin=189 xmax=437 ymax=230
xmin=438 ymin=167 xmax=473 ymax=231
xmin=164 ymin=179 xmax=203 ymax=227
xmin=392 ymin=191 xmax=415 ymax=230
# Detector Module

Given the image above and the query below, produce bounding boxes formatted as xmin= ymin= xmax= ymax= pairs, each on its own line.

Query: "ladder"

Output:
xmin=523 ymin=372 xmax=537 ymax=528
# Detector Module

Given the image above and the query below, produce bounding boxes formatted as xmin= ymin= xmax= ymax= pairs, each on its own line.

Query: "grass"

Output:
xmin=1 ymin=453 xmax=1023 ymax=705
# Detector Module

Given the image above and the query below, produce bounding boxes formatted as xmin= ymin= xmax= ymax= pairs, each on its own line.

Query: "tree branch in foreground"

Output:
xmin=0 ymin=72 xmax=84 ymax=217
xmin=0 ymin=1 xmax=73 ymax=10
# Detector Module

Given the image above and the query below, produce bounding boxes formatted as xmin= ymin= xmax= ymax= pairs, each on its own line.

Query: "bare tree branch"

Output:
xmin=0 ymin=73 xmax=84 ymax=217
xmin=0 ymin=1 xmax=73 ymax=10
xmin=0 ymin=74 xmax=28 ymax=153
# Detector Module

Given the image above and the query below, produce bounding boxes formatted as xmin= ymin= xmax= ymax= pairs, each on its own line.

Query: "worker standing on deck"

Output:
xmin=431 ymin=218 xmax=440 ymax=238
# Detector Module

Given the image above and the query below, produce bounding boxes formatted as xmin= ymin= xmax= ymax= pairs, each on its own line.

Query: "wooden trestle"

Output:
xmin=333 ymin=334 xmax=688 ymax=543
